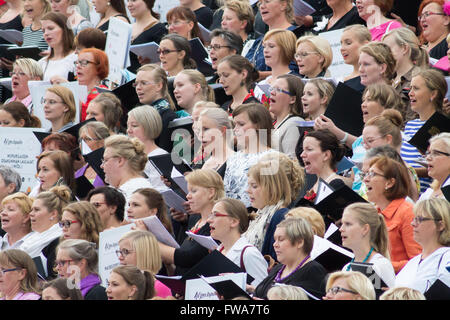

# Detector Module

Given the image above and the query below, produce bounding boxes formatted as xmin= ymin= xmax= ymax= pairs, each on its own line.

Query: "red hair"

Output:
xmin=417 ymin=0 xmax=448 ymax=44
xmin=79 ymin=48 xmax=109 ymax=80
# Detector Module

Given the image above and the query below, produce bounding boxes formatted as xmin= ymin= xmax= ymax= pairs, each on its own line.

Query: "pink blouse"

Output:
xmin=370 ymin=20 xmax=402 ymax=41
xmin=154 ymin=279 xmax=172 ymax=298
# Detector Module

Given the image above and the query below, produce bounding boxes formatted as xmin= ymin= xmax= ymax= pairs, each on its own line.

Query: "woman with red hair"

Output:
xmin=418 ymin=0 xmax=450 ymax=60
xmin=75 ymin=48 xmax=109 ymax=121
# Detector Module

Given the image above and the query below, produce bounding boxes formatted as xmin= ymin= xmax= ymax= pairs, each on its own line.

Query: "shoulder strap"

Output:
xmin=239 ymin=245 xmax=254 ymax=272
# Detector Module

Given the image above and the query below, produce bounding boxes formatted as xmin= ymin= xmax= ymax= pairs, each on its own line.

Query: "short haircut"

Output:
xmin=79 ymin=48 xmax=109 ymax=80
xmin=185 ymin=169 xmax=225 ymax=201
xmin=45 ymin=85 xmax=76 ymax=124
xmin=90 ymin=92 xmax=124 ymax=131
xmin=359 ymin=42 xmax=397 ymax=82
xmin=128 ymin=105 xmax=163 ymax=141
xmin=86 ymin=186 xmax=125 ymax=221
xmin=362 ymin=83 xmax=404 ymax=113
xmin=223 ymin=0 xmax=255 ymax=34
xmin=263 ymin=29 xmax=297 ymax=65
xmin=13 ymin=58 xmax=43 ymax=80
xmin=41 ymin=132 xmax=80 ymax=165
xmin=42 ymin=278 xmax=83 ymax=300
xmin=296 ymin=35 xmax=333 ymax=71
xmin=379 ymin=287 xmax=426 ymax=300
xmin=1 ymin=192 xmax=33 ymax=232
xmin=276 ymin=217 xmax=315 ymax=255
xmin=0 ymin=165 xmax=21 ymax=193
xmin=285 ymin=207 xmax=325 ymax=238
xmin=210 ymin=29 xmax=243 ymax=55
xmin=413 ymin=198 xmax=450 ymax=246
xmin=369 ymin=156 xmax=411 ymax=200
xmin=326 ymin=271 xmax=376 ymax=300
xmin=75 ymin=28 xmax=106 ymax=50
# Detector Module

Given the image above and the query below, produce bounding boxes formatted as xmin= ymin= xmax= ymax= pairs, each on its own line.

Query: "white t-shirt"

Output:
xmin=395 ymin=247 xmax=450 ymax=293
xmin=343 ymin=253 xmax=396 ymax=288
xmin=38 ymin=52 xmax=77 ymax=82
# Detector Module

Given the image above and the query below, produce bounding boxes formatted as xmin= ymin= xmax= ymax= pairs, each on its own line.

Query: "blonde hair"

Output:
xmin=413 ymin=198 xmax=450 ymax=246
xmin=62 ymin=201 xmax=104 ymax=246
xmin=178 ymin=69 xmax=215 ymax=102
xmin=214 ymin=198 xmax=252 ymax=234
xmin=412 ymin=68 xmax=447 ymax=113
xmin=1 ymin=192 xmax=33 ymax=233
xmin=35 ymin=185 xmax=72 ymax=220
xmin=343 ymin=203 xmax=391 ymax=259
xmin=128 ymin=105 xmax=163 ymax=141
xmin=326 ymin=271 xmax=376 ymax=300
xmin=223 ymin=0 xmax=255 ymax=34
xmin=379 ymin=287 xmax=426 ymax=300
xmin=382 ymin=27 xmax=429 ymax=68
xmin=263 ymin=29 xmax=297 ymax=65
xmin=119 ymin=230 xmax=162 ymax=275
xmin=104 ymin=134 xmax=148 ymax=174
xmin=276 ymin=217 xmax=315 ymax=255
xmin=45 ymin=85 xmax=76 ymax=124
xmin=343 ymin=24 xmax=372 ymax=44
xmin=286 ymin=207 xmax=325 ymax=238
xmin=429 ymin=132 xmax=450 ymax=190
xmin=185 ymin=169 xmax=225 ymax=201
xmin=365 ymin=109 xmax=403 ymax=149
xmin=79 ymin=121 xmax=110 ymax=141
xmin=296 ymin=35 xmax=333 ymax=71
xmin=267 ymin=284 xmax=309 ymax=300
xmin=360 ymin=42 xmax=397 ymax=82
xmin=137 ymin=64 xmax=176 ymax=110
xmin=13 ymin=58 xmax=43 ymax=80
xmin=306 ymin=79 xmax=336 ymax=108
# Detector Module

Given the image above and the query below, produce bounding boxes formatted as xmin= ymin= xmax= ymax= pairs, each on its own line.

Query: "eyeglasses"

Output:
xmin=295 ymin=52 xmax=319 ymax=59
xmin=327 ymin=286 xmax=358 ymax=296
xmin=418 ymin=11 xmax=446 ymax=21
xmin=208 ymin=44 xmax=232 ymax=51
xmin=412 ymin=216 xmax=442 ymax=224
xmin=101 ymin=156 xmax=118 ymax=165
xmin=257 ymin=0 xmax=274 ymax=7
xmin=270 ymin=86 xmax=294 ymax=96
xmin=54 ymin=259 xmax=74 ymax=268
xmin=74 ymin=60 xmax=98 ymax=67
xmin=9 ymin=71 xmax=27 ymax=77
xmin=208 ymin=212 xmax=229 ymax=219
xmin=362 ymin=136 xmax=385 ymax=146
xmin=58 ymin=220 xmax=80 ymax=228
xmin=41 ymin=97 xmax=64 ymax=105
xmin=0 ymin=267 xmax=22 ymax=276
xmin=115 ymin=248 xmax=134 ymax=258
xmin=157 ymin=49 xmax=180 ymax=55
xmin=425 ymin=149 xmax=450 ymax=158
xmin=132 ymin=80 xmax=156 ymax=87
xmin=167 ymin=20 xmax=190 ymax=27
xmin=91 ymin=202 xmax=106 ymax=208
xmin=79 ymin=135 xmax=100 ymax=144
xmin=360 ymin=171 xmax=386 ymax=180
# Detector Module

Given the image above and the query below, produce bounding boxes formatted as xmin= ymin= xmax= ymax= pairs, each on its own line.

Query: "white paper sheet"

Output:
xmin=185 ymin=231 xmax=219 ymax=251
xmin=141 ymin=215 xmax=180 ymax=248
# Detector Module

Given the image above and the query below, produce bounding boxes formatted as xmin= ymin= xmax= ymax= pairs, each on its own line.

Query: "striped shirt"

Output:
xmin=22 ymin=25 xmax=48 ymax=51
xmin=400 ymin=119 xmax=432 ymax=193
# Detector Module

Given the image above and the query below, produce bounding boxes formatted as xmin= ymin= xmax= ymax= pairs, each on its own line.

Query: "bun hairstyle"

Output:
xmin=304 ymin=129 xmax=346 ymax=170
xmin=218 ymin=55 xmax=259 ymax=90
xmin=0 ymin=102 xmax=41 ymax=128
xmin=365 ymin=109 xmax=403 ymax=148
xmin=215 ymin=198 xmax=252 ymax=234
xmin=104 ymin=134 xmax=148 ymax=174
xmin=36 ymin=185 xmax=72 ymax=220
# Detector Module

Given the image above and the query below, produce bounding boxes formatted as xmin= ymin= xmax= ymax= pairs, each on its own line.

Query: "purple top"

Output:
xmin=75 ymin=164 xmax=105 ymax=188
xmin=80 ymin=273 xmax=102 ymax=297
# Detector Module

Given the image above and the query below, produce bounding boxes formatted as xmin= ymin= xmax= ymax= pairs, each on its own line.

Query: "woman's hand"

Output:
xmin=314 ymin=114 xmax=337 ymax=131
xmin=294 ymin=15 xmax=313 ymax=27
xmin=160 ymin=175 xmax=171 ymax=188
xmin=133 ymin=219 xmax=149 ymax=231
xmin=39 ymin=50 xmax=50 ymax=57
xmin=443 ymin=98 xmax=450 ymax=115
xmin=170 ymin=207 xmax=188 ymax=223
xmin=246 ymin=284 xmax=256 ymax=294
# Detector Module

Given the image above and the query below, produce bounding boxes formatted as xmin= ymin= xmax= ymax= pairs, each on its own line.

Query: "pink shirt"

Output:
xmin=370 ymin=20 xmax=402 ymax=41
xmin=155 ymin=279 xmax=172 ymax=298
xmin=0 ymin=291 xmax=40 ymax=300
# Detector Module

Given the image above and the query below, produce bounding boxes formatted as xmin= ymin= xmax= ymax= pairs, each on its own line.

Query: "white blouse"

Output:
xmin=343 ymin=253 xmax=396 ymax=288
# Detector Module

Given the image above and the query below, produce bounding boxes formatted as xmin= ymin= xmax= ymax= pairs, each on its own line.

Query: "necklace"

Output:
xmin=275 ymin=255 xmax=310 ymax=283
xmin=346 ymin=247 xmax=374 ymax=271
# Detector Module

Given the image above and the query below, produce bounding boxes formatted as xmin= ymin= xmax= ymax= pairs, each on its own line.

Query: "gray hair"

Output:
xmin=79 ymin=121 xmax=110 ymax=141
xmin=210 ymin=29 xmax=243 ymax=55
xmin=57 ymin=239 xmax=99 ymax=276
xmin=0 ymin=165 xmax=21 ymax=193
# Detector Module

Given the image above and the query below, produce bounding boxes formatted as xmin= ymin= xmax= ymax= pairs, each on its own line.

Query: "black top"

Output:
xmin=254 ymin=260 xmax=327 ymax=299
xmin=0 ymin=15 xmax=23 ymax=44
xmin=317 ymin=6 xmax=366 ymax=33
xmin=128 ymin=22 xmax=167 ymax=74
xmin=173 ymin=222 xmax=211 ymax=276
xmin=429 ymin=37 xmax=449 ymax=61
xmin=221 ymin=95 xmax=259 ymax=115
xmin=97 ymin=14 xmax=130 ymax=33
xmin=343 ymin=76 xmax=365 ymax=93
xmin=194 ymin=6 xmax=213 ymax=29
xmin=85 ymin=284 xmax=108 ymax=300
xmin=41 ymin=237 xmax=60 ymax=280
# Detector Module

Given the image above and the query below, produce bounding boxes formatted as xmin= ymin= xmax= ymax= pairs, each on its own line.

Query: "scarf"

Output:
xmin=243 ymin=200 xmax=284 ymax=251
xmin=80 ymin=273 xmax=102 ymax=297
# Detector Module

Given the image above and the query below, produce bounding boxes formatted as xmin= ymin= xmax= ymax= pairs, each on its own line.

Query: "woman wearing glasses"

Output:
xmin=127 ymin=0 xmax=167 ymax=73
xmin=134 ymin=64 xmax=177 ymax=152
xmin=295 ymin=35 xmax=333 ymax=79
xmin=42 ymin=85 xmax=76 ymax=133
xmin=18 ymin=185 xmax=72 ymax=280
xmin=117 ymin=230 xmax=172 ymax=298
xmin=38 ymin=12 xmax=77 ymax=82
xmin=395 ymin=198 xmax=450 ymax=294
xmin=60 ymin=201 xmax=104 ymax=247
xmin=364 ymin=156 xmax=421 ymax=273
xmin=0 ymin=249 xmax=41 ymax=300
xmin=417 ymin=0 xmax=450 ymax=60
xmin=166 ymin=6 xmax=204 ymax=42
xmin=217 ymin=54 xmax=259 ymax=115
xmin=253 ymin=29 xmax=297 ymax=105
xmin=158 ymin=34 xmax=196 ymax=77
xmin=323 ymin=270 xmax=375 ymax=300
xmin=86 ymin=186 xmax=126 ymax=230
xmin=401 ymin=69 xmax=446 ymax=194
xmin=250 ymin=218 xmax=328 ymax=299
xmin=418 ymin=133 xmax=450 ymax=201
xmin=55 ymin=239 xmax=107 ymax=300
xmin=270 ymin=74 xmax=306 ymax=157
xmin=207 ymin=198 xmax=268 ymax=287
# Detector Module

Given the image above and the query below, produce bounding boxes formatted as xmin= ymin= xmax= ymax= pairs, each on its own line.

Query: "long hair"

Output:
xmin=41 ymin=12 xmax=75 ymax=59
